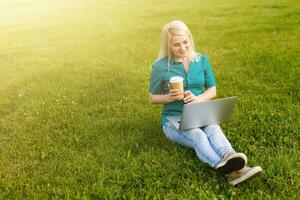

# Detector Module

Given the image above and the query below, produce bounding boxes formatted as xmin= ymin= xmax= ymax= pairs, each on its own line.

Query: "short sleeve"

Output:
xmin=149 ymin=65 xmax=163 ymax=94
xmin=203 ymin=56 xmax=216 ymax=87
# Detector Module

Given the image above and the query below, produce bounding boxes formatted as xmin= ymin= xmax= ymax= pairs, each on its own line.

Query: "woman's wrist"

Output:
xmin=196 ymin=94 xmax=207 ymax=102
xmin=167 ymin=94 xmax=174 ymax=103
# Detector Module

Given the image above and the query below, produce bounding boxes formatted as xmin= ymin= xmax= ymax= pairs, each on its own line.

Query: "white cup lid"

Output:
xmin=170 ymin=76 xmax=183 ymax=83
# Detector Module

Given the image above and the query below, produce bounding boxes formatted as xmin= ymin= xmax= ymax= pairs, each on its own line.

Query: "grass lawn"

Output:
xmin=0 ymin=0 xmax=299 ymax=199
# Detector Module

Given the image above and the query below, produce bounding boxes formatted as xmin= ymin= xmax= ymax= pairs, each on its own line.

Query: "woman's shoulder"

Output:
xmin=151 ymin=57 xmax=168 ymax=69
xmin=191 ymin=52 xmax=208 ymax=64
xmin=195 ymin=52 xmax=208 ymax=60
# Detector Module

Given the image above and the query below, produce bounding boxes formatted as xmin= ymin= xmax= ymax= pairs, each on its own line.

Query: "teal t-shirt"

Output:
xmin=149 ymin=54 xmax=216 ymax=126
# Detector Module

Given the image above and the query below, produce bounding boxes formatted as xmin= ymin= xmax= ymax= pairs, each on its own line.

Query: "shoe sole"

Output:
xmin=217 ymin=157 xmax=246 ymax=174
xmin=229 ymin=166 xmax=262 ymax=186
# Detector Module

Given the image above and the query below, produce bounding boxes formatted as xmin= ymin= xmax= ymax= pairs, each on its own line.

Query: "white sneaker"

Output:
xmin=216 ymin=152 xmax=247 ymax=174
xmin=227 ymin=166 xmax=262 ymax=186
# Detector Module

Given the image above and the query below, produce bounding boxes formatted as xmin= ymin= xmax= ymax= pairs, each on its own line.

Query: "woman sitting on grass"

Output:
xmin=148 ymin=20 xmax=262 ymax=186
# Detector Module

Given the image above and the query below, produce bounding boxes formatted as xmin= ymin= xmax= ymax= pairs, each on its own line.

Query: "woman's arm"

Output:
xmin=184 ymin=86 xmax=217 ymax=104
xmin=149 ymin=88 xmax=182 ymax=104
xmin=150 ymin=86 xmax=216 ymax=104
xmin=196 ymin=86 xmax=217 ymax=102
xmin=149 ymin=93 xmax=172 ymax=104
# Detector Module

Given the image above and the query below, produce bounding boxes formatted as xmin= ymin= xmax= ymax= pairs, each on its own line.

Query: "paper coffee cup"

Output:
xmin=170 ymin=76 xmax=184 ymax=100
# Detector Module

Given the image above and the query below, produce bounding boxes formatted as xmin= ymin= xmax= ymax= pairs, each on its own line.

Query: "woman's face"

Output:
xmin=170 ymin=34 xmax=191 ymax=60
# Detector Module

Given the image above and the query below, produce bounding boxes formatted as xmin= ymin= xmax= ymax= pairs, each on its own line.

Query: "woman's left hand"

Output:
xmin=183 ymin=91 xmax=197 ymax=104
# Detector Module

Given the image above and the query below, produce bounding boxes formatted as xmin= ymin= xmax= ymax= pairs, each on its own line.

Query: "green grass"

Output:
xmin=0 ymin=0 xmax=299 ymax=199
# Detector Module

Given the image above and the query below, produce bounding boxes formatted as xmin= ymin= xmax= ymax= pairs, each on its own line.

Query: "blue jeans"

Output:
xmin=162 ymin=121 xmax=235 ymax=168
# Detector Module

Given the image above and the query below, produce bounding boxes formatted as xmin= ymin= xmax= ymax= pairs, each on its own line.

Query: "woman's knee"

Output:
xmin=185 ymin=128 xmax=208 ymax=142
xmin=202 ymin=125 xmax=223 ymax=138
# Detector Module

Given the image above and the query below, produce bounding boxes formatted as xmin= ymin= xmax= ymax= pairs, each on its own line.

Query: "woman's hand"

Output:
xmin=168 ymin=88 xmax=182 ymax=102
xmin=183 ymin=91 xmax=197 ymax=104
xmin=184 ymin=91 xmax=208 ymax=104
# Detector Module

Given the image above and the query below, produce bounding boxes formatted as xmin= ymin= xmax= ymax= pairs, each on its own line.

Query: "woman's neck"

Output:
xmin=181 ymin=56 xmax=190 ymax=73
xmin=175 ymin=56 xmax=189 ymax=63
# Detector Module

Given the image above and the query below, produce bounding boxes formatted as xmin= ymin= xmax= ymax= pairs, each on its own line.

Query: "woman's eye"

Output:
xmin=183 ymin=41 xmax=188 ymax=44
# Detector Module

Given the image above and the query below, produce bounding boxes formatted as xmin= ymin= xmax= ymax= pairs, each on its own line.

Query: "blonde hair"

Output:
xmin=157 ymin=20 xmax=199 ymax=63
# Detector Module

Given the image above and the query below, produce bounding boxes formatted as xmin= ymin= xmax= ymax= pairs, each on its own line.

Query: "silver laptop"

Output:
xmin=167 ymin=96 xmax=238 ymax=130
